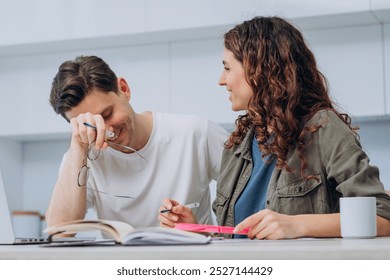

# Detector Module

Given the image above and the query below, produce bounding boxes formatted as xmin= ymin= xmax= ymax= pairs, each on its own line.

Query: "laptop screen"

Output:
xmin=0 ymin=167 xmax=20 ymax=244
xmin=0 ymin=167 xmax=96 ymax=245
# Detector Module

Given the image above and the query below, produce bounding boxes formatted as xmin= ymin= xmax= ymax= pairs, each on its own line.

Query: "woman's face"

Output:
xmin=218 ymin=48 xmax=254 ymax=111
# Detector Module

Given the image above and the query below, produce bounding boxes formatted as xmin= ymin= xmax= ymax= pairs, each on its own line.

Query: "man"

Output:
xmin=46 ymin=55 xmax=228 ymax=228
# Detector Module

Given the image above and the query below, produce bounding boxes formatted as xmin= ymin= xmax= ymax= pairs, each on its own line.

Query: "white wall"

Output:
xmin=1 ymin=1 xmax=390 ymax=214
xmin=305 ymin=25 xmax=385 ymax=116
xmin=22 ymin=140 xmax=69 ymax=214
xmin=358 ymin=122 xmax=390 ymax=187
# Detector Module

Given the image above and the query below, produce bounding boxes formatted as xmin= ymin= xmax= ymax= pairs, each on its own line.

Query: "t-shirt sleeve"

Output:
xmin=205 ymin=119 xmax=229 ymax=180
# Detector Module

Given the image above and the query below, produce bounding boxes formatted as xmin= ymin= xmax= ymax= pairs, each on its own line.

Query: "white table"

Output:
xmin=1 ymin=237 xmax=390 ymax=259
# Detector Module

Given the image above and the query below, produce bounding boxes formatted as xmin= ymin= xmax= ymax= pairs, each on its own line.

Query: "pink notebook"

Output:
xmin=175 ymin=223 xmax=249 ymax=235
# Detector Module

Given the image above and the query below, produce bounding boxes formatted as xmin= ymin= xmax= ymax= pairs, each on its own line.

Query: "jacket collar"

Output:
xmin=234 ymin=126 xmax=255 ymax=160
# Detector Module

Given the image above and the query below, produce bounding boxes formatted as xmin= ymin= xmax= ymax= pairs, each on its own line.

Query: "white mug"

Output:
xmin=340 ymin=197 xmax=376 ymax=239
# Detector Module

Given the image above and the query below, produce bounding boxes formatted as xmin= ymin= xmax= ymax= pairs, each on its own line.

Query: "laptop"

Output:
xmin=0 ymin=167 xmax=95 ymax=245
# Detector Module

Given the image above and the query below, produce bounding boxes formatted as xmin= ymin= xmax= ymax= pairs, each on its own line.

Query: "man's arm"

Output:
xmin=46 ymin=114 xmax=109 ymax=227
xmin=45 ymin=145 xmax=88 ymax=227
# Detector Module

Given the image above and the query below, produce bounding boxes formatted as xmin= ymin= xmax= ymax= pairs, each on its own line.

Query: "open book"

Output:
xmin=44 ymin=219 xmax=211 ymax=245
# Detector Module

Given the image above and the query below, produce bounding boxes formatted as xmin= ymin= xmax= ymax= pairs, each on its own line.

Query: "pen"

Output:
xmin=83 ymin=122 xmax=115 ymax=139
xmin=160 ymin=202 xmax=200 ymax=213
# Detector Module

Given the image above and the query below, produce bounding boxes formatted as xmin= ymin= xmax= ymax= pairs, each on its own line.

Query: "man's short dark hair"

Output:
xmin=49 ymin=55 xmax=118 ymax=120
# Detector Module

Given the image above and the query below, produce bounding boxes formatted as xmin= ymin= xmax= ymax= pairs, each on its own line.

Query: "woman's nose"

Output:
xmin=218 ymin=73 xmax=226 ymax=86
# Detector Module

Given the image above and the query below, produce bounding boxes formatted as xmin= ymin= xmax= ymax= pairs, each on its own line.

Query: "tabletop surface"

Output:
xmin=1 ymin=237 xmax=390 ymax=260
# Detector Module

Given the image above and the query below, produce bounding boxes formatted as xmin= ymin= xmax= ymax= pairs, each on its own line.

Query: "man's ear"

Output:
xmin=117 ymin=77 xmax=131 ymax=101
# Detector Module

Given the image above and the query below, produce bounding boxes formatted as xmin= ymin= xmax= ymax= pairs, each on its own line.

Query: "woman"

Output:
xmin=159 ymin=16 xmax=390 ymax=239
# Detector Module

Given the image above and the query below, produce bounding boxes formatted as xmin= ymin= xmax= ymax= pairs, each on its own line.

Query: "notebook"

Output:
xmin=0 ymin=166 xmax=94 ymax=245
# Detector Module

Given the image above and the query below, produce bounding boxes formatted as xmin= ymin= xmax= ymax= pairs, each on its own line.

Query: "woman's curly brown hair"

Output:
xmin=224 ymin=16 xmax=356 ymax=178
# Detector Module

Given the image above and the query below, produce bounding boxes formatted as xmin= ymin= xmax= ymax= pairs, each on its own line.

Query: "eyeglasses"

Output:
xmin=106 ymin=141 xmax=147 ymax=163
xmin=77 ymin=141 xmax=146 ymax=199
xmin=81 ymin=122 xmax=148 ymax=163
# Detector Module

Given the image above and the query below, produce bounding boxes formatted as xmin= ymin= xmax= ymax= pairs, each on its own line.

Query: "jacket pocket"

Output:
xmin=213 ymin=190 xmax=230 ymax=224
xmin=274 ymin=171 xmax=322 ymax=214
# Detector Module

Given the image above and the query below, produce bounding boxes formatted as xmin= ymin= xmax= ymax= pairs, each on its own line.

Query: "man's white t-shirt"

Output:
xmin=67 ymin=112 xmax=228 ymax=227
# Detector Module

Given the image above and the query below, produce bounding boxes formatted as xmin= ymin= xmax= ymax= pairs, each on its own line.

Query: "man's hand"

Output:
xmin=158 ymin=198 xmax=198 ymax=228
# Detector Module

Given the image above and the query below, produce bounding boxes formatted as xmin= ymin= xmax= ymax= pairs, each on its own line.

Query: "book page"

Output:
xmin=121 ymin=227 xmax=211 ymax=245
xmin=45 ymin=219 xmax=135 ymax=243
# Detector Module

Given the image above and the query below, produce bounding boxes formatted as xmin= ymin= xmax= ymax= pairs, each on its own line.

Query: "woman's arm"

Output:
xmin=233 ymin=209 xmax=390 ymax=239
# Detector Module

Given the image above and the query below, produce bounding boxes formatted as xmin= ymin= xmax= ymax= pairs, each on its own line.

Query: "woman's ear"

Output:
xmin=117 ymin=77 xmax=131 ymax=101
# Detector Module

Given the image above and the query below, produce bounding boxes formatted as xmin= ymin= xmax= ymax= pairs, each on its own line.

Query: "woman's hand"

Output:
xmin=233 ymin=209 xmax=301 ymax=240
xmin=158 ymin=198 xmax=198 ymax=228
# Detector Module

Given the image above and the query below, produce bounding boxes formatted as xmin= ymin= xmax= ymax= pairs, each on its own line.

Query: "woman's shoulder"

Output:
xmin=306 ymin=109 xmax=349 ymax=128
xmin=306 ymin=109 xmax=358 ymax=144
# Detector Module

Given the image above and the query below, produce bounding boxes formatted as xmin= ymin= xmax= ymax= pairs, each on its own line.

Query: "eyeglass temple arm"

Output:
xmin=107 ymin=141 xmax=148 ymax=163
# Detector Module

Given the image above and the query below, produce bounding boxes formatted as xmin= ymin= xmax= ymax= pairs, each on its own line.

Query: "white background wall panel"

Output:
xmin=0 ymin=0 xmax=145 ymax=46
xmin=92 ymin=44 xmax=171 ymax=114
xmin=22 ymin=140 xmax=68 ymax=213
xmin=305 ymin=25 xmax=384 ymax=117
xmin=0 ymin=54 xmax=69 ymax=136
xmin=385 ymin=23 xmax=390 ymax=115
xmin=170 ymin=39 xmax=239 ymax=123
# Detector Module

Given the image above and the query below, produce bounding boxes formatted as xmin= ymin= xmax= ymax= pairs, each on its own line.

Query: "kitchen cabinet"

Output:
xmin=371 ymin=0 xmax=390 ymax=22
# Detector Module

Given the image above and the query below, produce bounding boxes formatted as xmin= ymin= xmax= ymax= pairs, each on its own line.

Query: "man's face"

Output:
xmin=65 ymin=85 xmax=135 ymax=148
